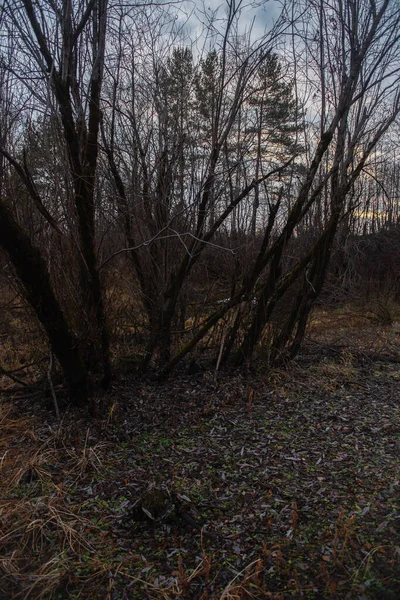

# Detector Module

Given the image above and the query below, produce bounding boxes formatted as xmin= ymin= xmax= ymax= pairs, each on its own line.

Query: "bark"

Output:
xmin=0 ymin=200 xmax=88 ymax=404
xmin=21 ymin=0 xmax=112 ymax=386
xmin=234 ymin=130 xmax=335 ymax=363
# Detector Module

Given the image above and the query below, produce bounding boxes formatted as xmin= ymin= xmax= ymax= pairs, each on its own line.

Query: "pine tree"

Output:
xmin=247 ymin=54 xmax=305 ymax=234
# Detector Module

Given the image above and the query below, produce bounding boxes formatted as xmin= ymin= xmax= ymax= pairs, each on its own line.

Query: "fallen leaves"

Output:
xmin=1 ymin=323 xmax=400 ymax=598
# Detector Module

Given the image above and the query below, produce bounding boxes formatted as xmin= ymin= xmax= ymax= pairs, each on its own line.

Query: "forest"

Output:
xmin=0 ymin=0 xmax=399 ymax=598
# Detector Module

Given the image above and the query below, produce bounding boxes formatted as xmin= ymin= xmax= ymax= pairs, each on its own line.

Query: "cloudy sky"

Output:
xmin=174 ymin=0 xmax=285 ymax=53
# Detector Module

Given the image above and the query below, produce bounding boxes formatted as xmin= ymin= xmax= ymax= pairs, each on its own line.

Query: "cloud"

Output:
xmin=174 ymin=0 xmax=285 ymax=51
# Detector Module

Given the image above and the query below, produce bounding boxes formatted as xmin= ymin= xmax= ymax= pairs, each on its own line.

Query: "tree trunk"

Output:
xmin=0 ymin=200 xmax=88 ymax=404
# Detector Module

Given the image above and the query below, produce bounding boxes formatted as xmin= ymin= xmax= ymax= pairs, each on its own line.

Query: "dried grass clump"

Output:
xmin=0 ymin=480 xmax=98 ymax=598
xmin=0 ymin=407 xmax=108 ymax=599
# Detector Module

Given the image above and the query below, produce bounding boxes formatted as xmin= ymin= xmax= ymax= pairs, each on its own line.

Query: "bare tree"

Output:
xmin=100 ymin=0 xmax=293 ymax=366
xmin=0 ymin=0 xmax=112 ymax=390
xmin=162 ymin=0 xmax=400 ymax=372
xmin=1 ymin=0 xmax=399 ymax=396
xmin=0 ymin=55 xmax=89 ymax=401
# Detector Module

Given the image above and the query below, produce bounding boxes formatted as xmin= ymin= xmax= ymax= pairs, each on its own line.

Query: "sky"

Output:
xmin=174 ymin=0 xmax=285 ymax=54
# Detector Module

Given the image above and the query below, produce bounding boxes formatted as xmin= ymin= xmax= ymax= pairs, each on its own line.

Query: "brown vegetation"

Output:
xmin=1 ymin=0 xmax=400 ymax=597
xmin=0 ymin=310 xmax=399 ymax=599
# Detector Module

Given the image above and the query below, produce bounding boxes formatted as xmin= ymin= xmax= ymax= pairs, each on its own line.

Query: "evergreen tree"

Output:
xmin=247 ymin=54 xmax=305 ymax=233
xmin=248 ymin=54 xmax=304 ymax=161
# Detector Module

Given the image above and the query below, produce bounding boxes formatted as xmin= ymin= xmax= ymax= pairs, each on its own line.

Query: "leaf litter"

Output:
xmin=0 ymin=321 xmax=399 ymax=599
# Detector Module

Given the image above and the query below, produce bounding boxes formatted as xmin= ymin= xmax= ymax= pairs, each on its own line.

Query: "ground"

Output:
xmin=0 ymin=308 xmax=399 ymax=599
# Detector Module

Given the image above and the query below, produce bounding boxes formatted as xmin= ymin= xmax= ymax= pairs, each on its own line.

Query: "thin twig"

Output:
xmin=47 ymin=351 xmax=60 ymax=421
xmin=0 ymin=365 xmax=30 ymax=387
xmin=215 ymin=325 xmax=228 ymax=382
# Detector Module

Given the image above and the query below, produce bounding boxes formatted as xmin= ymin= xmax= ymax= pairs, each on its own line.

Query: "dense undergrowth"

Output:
xmin=0 ymin=308 xmax=399 ymax=599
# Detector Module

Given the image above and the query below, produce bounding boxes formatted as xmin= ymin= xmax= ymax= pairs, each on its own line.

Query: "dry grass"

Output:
xmin=1 ymin=305 xmax=400 ymax=599
xmin=0 ymin=405 xmax=106 ymax=599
